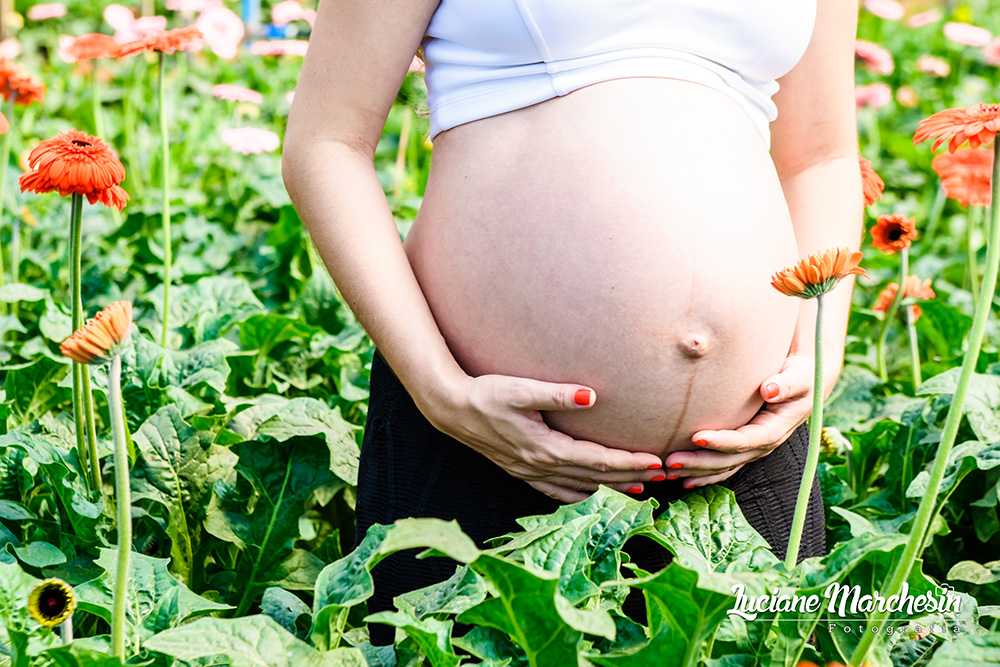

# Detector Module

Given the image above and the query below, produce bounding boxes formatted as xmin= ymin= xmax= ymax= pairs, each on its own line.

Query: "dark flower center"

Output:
xmin=888 ymin=227 xmax=903 ymax=241
xmin=71 ymin=140 xmax=92 ymax=148
xmin=38 ymin=587 xmax=69 ymax=617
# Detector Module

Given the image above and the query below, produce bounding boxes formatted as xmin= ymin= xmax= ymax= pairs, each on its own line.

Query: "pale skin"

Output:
xmin=282 ymin=0 xmax=863 ymax=504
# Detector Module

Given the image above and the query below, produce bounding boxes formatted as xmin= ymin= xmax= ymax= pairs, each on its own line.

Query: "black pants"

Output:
xmin=354 ymin=351 xmax=826 ymax=645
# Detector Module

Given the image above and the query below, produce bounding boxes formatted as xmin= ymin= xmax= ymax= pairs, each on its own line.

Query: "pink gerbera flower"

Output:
xmin=220 ymin=127 xmax=280 ymax=155
xmin=855 ymin=39 xmax=894 ymax=75
xmin=985 ymin=38 xmax=1000 ymax=66
xmin=855 ymin=83 xmax=892 ymax=109
xmin=212 ymin=83 xmax=263 ymax=105
xmin=908 ymin=8 xmax=942 ymax=28
xmin=27 ymin=3 xmax=67 ymax=20
xmin=916 ymin=55 xmax=950 ymax=77
xmin=196 ymin=5 xmax=244 ymax=59
xmin=863 ymin=0 xmax=903 ymax=20
xmin=249 ymin=40 xmax=309 ymax=57
xmin=944 ymin=22 xmax=993 ymax=47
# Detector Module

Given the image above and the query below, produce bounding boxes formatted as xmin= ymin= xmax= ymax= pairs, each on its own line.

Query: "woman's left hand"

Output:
xmin=661 ymin=354 xmax=818 ymax=488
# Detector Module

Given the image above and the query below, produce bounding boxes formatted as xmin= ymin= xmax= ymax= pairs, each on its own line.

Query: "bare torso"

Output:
xmin=404 ymin=77 xmax=802 ymax=456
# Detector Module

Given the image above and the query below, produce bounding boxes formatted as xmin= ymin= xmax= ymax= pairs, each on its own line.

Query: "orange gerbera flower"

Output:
xmin=870 ymin=214 xmax=918 ymax=253
xmin=65 ymin=33 xmax=122 ymax=61
xmin=18 ymin=129 xmax=129 ymax=210
xmin=771 ymin=246 xmax=868 ymax=299
xmin=859 ymin=155 xmax=885 ymax=207
xmin=59 ymin=301 xmax=133 ymax=365
xmin=116 ymin=25 xmax=203 ymax=58
xmin=913 ymin=102 xmax=1000 ymax=153
xmin=932 ymin=147 xmax=993 ymax=207
xmin=873 ymin=275 xmax=935 ymax=320
xmin=0 ymin=59 xmax=44 ymax=107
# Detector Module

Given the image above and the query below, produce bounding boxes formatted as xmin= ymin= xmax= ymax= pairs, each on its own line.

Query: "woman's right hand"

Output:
xmin=418 ymin=373 xmax=667 ymax=503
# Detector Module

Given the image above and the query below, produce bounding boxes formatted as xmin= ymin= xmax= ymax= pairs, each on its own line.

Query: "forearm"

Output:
xmin=282 ymin=139 xmax=467 ymax=415
xmin=779 ymin=156 xmax=864 ymax=399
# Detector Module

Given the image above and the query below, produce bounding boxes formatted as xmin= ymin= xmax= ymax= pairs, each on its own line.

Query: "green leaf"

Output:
xmin=0 ymin=431 xmax=102 ymax=545
xmin=823 ymin=365 xmax=884 ymax=431
xmin=131 ymin=404 xmax=237 ymax=583
xmin=40 ymin=644 xmax=124 ymax=667
xmin=223 ymin=396 xmax=360 ymax=485
xmin=145 ymin=614 xmax=368 ymax=667
xmin=8 ymin=541 xmax=66 ymax=569
xmin=366 ymin=609 xmax=462 ymax=667
xmin=396 ymin=565 xmax=487 ymax=620
xmin=2 ymin=357 xmax=72 ymax=428
xmin=459 ymin=554 xmax=613 ymax=667
xmin=39 ymin=296 xmax=72 ymax=344
xmin=75 ymin=549 xmax=231 ymax=641
xmin=918 ymin=370 xmax=1000 ymax=444
xmin=148 ymin=275 xmax=266 ymax=345
xmin=205 ymin=436 xmax=342 ymax=610
xmin=0 ymin=284 xmax=47 ymax=303
xmin=906 ymin=441 xmax=1000 ymax=499
xmin=651 ymin=485 xmax=781 ymax=574
xmin=134 ymin=333 xmax=238 ymax=396
xmin=924 ymin=632 xmax=1000 ymax=666
xmin=261 ymin=587 xmax=312 ymax=636
xmin=947 ymin=560 xmax=1000 ymax=585
xmin=0 ymin=500 xmax=34 ymax=521
xmin=238 ymin=313 xmax=325 ymax=357
xmin=452 ymin=626 xmax=526 ymax=666
xmin=588 ymin=563 xmax=739 ymax=667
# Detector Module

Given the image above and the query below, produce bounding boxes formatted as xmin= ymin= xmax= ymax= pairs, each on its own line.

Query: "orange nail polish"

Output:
xmin=650 ymin=474 xmax=666 ymax=482
xmin=667 ymin=474 xmax=679 ymax=480
xmin=574 ymin=388 xmax=594 ymax=406
xmin=627 ymin=485 xmax=642 ymax=494
xmin=694 ymin=439 xmax=708 ymax=447
xmin=765 ymin=383 xmax=779 ymax=399
xmin=647 ymin=463 xmax=663 ymax=470
xmin=669 ymin=463 xmax=683 ymax=469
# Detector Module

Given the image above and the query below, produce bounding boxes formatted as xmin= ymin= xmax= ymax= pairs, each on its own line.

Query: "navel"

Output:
xmin=677 ymin=331 xmax=710 ymax=359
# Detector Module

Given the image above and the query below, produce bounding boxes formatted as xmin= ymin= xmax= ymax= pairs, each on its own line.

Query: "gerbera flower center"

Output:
xmin=888 ymin=228 xmax=902 ymax=241
xmin=71 ymin=140 xmax=92 ymax=148
xmin=38 ymin=587 xmax=69 ymax=615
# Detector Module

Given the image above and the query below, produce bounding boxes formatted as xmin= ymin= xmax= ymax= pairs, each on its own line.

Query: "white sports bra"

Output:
xmin=420 ymin=0 xmax=817 ymax=147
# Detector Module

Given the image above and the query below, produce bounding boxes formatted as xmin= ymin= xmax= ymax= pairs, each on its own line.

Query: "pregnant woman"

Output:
xmin=283 ymin=0 xmax=862 ymax=644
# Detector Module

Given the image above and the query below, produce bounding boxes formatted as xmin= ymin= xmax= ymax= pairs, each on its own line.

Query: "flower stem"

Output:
xmin=69 ymin=193 xmax=102 ymax=489
xmin=68 ymin=194 xmax=90 ymax=489
xmin=905 ymin=296 xmax=922 ymax=392
xmin=785 ymin=292 xmax=825 ymax=569
xmin=109 ymin=354 xmax=131 ymax=660
xmin=10 ymin=217 xmax=19 ymax=321
xmin=851 ymin=137 xmax=1000 ymax=667
xmin=876 ymin=250 xmax=908 ymax=382
xmin=392 ymin=106 xmax=413 ymax=200
xmin=0 ymin=94 xmax=14 ymax=318
xmin=61 ymin=616 xmax=73 ymax=644
xmin=158 ymin=52 xmax=172 ymax=351
xmin=967 ymin=206 xmax=980 ymax=301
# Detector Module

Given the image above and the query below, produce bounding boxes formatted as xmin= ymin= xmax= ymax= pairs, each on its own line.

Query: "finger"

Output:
xmin=540 ymin=477 xmax=649 ymax=497
xmin=527 ymin=480 xmax=591 ymax=504
xmin=690 ymin=405 xmax=807 ymax=454
xmin=543 ymin=434 xmax=665 ymax=473
xmin=662 ymin=449 xmax=755 ymax=477
xmin=677 ymin=466 xmax=745 ymax=489
xmin=760 ymin=359 xmax=813 ymax=403
xmin=544 ymin=463 xmax=667 ymax=485
xmin=502 ymin=377 xmax=598 ymax=412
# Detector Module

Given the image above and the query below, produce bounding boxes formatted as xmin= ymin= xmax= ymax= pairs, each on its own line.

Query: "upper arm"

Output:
xmin=769 ymin=0 xmax=859 ymax=178
xmin=284 ymin=0 xmax=441 ymax=159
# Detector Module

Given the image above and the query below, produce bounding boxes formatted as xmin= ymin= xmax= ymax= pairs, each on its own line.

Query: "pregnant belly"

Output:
xmin=405 ymin=78 xmax=803 ymax=456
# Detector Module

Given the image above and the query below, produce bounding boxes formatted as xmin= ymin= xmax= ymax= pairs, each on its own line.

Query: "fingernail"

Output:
xmin=669 ymin=463 xmax=683 ymax=469
xmin=765 ymin=383 xmax=779 ymax=399
xmin=667 ymin=474 xmax=679 ymax=480
xmin=650 ymin=474 xmax=666 ymax=482
xmin=647 ymin=463 xmax=663 ymax=470
xmin=627 ymin=485 xmax=642 ymax=494
xmin=694 ymin=439 xmax=708 ymax=447
xmin=683 ymin=481 xmax=697 ymax=489
xmin=574 ymin=388 xmax=594 ymax=406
